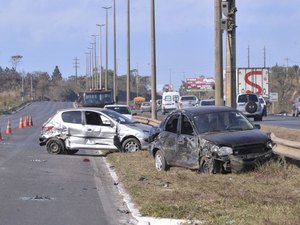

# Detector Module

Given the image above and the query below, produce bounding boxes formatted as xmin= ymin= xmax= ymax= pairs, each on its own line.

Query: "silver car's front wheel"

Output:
xmin=121 ymin=138 xmax=141 ymax=153
xmin=155 ymin=150 xmax=169 ymax=171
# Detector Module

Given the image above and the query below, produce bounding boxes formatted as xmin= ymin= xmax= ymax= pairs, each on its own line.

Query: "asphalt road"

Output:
xmin=0 ymin=101 xmax=136 ymax=225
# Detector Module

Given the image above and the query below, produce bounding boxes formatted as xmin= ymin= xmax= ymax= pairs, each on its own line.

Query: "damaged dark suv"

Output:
xmin=148 ymin=106 xmax=277 ymax=173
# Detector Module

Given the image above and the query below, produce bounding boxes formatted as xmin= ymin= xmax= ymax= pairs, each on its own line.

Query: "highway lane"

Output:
xmin=0 ymin=101 xmax=135 ymax=225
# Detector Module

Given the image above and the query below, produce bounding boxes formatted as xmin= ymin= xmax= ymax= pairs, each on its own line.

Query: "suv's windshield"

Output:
xmin=193 ymin=111 xmax=254 ymax=134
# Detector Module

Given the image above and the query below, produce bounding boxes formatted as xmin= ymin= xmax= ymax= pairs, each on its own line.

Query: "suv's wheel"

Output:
xmin=155 ymin=150 xmax=169 ymax=171
xmin=245 ymin=101 xmax=257 ymax=113
xmin=46 ymin=138 xmax=65 ymax=154
xmin=121 ymin=138 xmax=141 ymax=152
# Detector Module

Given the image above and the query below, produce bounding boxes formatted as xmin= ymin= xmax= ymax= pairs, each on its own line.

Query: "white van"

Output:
xmin=161 ymin=91 xmax=180 ymax=115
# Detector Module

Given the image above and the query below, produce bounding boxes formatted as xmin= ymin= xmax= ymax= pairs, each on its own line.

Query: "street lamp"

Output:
xmin=126 ymin=0 xmax=131 ymax=105
xmin=150 ymin=0 xmax=157 ymax=119
xmin=102 ymin=6 xmax=112 ymax=90
xmin=91 ymin=34 xmax=98 ymax=89
xmin=113 ymin=0 xmax=117 ymax=102
xmin=96 ymin=24 xmax=105 ymax=89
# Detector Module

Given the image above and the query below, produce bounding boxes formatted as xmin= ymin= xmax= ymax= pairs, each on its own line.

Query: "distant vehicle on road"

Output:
xmin=104 ymin=104 xmax=135 ymax=120
xmin=292 ymin=96 xmax=300 ymax=117
xmin=236 ymin=93 xmax=264 ymax=121
xmin=161 ymin=91 xmax=180 ymax=115
xmin=76 ymin=90 xmax=114 ymax=108
xmin=178 ymin=95 xmax=198 ymax=109
xmin=198 ymin=99 xmax=215 ymax=106
xmin=258 ymin=96 xmax=267 ymax=117
xmin=39 ymin=108 xmax=151 ymax=154
xmin=140 ymin=102 xmax=151 ymax=113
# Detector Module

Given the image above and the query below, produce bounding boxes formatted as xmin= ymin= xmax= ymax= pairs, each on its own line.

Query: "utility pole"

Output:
xmin=96 ymin=24 xmax=105 ymax=89
xmin=85 ymin=52 xmax=90 ymax=90
xmin=150 ymin=0 xmax=157 ymax=119
xmin=263 ymin=46 xmax=266 ymax=68
xmin=73 ymin=57 xmax=79 ymax=84
xmin=221 ymin=0 xmax=237 ymax=108
xmin=214 ymin=0 xmax=224 ymax=106
xmin=92 ymin=35 xmax=98 ymax=89
xmin=126 ymin=0 xmax=131 ymax=105
xmin=247 ymin=45 xmax=250 ymax=68
xmin=113 ymin=0 xmax=117 ymax=102
xmin=103 ymin=6 xmax=112 ymax=90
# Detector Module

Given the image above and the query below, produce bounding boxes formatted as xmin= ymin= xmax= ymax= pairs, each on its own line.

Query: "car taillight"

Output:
xmin=42 ymin=125 xmax=54 ymax=133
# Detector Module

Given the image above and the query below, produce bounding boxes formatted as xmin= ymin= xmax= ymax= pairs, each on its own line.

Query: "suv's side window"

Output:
xmin=181 ymin=115 xmax=193 ymax=135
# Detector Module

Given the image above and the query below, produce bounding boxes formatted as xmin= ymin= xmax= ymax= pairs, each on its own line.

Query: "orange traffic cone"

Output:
xmin=19 ymin=116 xmax=24 ymax=129
xmin=26 ymin=116 xmax=30 ymax=127
xmin=5 ymin=119 xmax=12 ymax=135
xmin=23 ymin=116 xmax=27 ymax=127
xmin=29 ymin=116 xmax=33 ymax=126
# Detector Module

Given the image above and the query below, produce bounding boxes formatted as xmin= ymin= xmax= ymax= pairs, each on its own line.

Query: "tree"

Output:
xmin=51 ymin=65 xmax=62 ymax=82
xmin=10 ymin=55 xmax=23 ymax=71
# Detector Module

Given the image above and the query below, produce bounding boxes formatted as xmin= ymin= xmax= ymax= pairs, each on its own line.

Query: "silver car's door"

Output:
xmin=61 ymin=111 xmax=86 ymax=148
xmin=82 ymin=111 xmax=116 ymax=149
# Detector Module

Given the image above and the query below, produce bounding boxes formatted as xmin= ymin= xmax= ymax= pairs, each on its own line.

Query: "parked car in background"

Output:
xmin=236 ymin=93 xmax=264 ymax=121
xmin=39 ymin=108 xmax=151 ymax=154
xmin=148 ymin=106 xmax=276 ymax=174
xmin=178 ymin=95 xmax=198 ymax=109
xmin=140 ymin=102 xmax=151 ymax=113
xmin=258 ymin=96 xmax=267 ymax=117
xmin=161 ymin=91 xmax=180 ymax=115
xmin=104 ymin=104 xmax=135 ymax=120
xmin=198 ymin=99 xmax=215 ymax=106
xmin=292 ymin=96 xmax=300 ymax=117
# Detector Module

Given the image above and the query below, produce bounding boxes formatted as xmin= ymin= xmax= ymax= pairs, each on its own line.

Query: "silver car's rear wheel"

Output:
xmin=121 ymin=138 xmax=141 ymax=152
xmin=155 ymin=150 xmax=169 ymax=171
xmin=46 ymin=138 xmax=65 ymax=154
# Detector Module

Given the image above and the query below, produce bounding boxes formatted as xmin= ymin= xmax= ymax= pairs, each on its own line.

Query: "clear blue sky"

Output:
xmin=0 ymin=0 xmax=299 ymax=91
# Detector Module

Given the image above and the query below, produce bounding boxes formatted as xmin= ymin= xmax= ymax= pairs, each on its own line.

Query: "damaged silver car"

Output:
xmin=148 ymin=106 xmax=277 ymax=173
xmin=39 ymin=108 xmax=151 ymax=154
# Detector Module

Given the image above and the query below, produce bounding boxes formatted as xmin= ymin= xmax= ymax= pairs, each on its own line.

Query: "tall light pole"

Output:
xmin=91 ymin=35 xmax=98 ymax=89
xmin=150 ymin=0 xmax=157 ymax=119
xmin=103 ymin=6 xmax=112 ymax=90
xmin=88 ymin=47 xmax=93 ymax=90
xmin=85 ymin=52 xmax=90 ymax=90
xmin=214 ymin=0 xmax=223 ymax=106
xmin=96 ymin=24 xmax=105 ymax=89
xmin=126 ymin=0 xmax=131 ymax=105
xmin=113 ymin=0 xmax=118 ymax=102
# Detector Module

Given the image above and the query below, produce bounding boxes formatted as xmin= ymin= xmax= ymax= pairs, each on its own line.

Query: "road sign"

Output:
xmin=269 ymin=92 xmax=278 ymax=102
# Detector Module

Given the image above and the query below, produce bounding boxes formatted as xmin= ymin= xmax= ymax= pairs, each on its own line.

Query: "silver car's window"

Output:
xmin=106 ymin=106 xmax=131 ymax=114
xmin=85 ymin=111 xmax=103 ymax=125
xmin=102 ymin=109 xmax=134 ymax=124
xmin=62 ymin=111 xmax=81 ymax=124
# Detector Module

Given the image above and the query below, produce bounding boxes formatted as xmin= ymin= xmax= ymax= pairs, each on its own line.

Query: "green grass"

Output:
xmin=107 ymin=151 xmax=300 ymax=225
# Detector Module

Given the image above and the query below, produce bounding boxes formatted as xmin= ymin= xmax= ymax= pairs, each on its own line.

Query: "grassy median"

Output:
xmin=107 ymin=150 xmax=300 ymax=225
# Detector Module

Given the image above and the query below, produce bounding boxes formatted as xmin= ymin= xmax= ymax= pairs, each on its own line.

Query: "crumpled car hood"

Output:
xmin=200 ymin=129 xmax=270 ymax=147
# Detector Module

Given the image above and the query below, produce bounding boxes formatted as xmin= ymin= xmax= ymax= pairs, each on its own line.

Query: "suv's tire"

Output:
xmin=245 ymin=101 xmax=257 ymax=113
xmin=46 ymin=138 xmax=65 ymax=154
xmin=155 ymin=150 xmax=169 ymax=171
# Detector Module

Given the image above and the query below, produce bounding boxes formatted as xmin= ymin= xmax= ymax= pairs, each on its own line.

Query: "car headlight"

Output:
xmin=266 ymin=141 xmax=274 ymax=149
xmin=211 ymin=144 xmax=233 ymax=156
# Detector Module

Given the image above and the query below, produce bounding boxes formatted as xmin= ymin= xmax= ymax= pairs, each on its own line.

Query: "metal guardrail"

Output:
xmin=133 ymin=116 xmax=161 ymax=127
